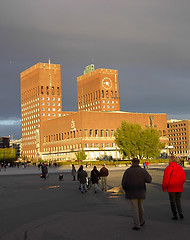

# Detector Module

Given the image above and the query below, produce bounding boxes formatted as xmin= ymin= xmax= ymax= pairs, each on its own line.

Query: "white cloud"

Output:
xmin=0 ymin=118 xmax=21 ymax=126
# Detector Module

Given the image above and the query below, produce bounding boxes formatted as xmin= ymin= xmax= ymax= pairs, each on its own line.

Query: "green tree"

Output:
xmin=0 ymin=148 xmax=16 ymax=162
xmin=75 ymin=149 xmax=87 ymax=161
xmin=115 ymin=121 xmax=164 ymax=159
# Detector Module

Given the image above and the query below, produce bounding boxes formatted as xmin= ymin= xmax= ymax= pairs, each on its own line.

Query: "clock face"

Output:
xmin=102 ymin=77 xmax=112 ymax=89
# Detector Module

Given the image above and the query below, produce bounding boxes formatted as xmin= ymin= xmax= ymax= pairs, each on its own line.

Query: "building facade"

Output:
xmin=20 ymin=62 xmax=168 ymax=161
xmin=167 ymin=119 xmax=190 ymax=157
xmin=77 ymin=65 xmax=120 ymax=112
xmin=41 ymin=111 xmax=167 ymax=161
xmin=0 ymin=137 xmax=10 ymax=148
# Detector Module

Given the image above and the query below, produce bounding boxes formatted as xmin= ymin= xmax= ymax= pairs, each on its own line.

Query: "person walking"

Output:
xmin=90 ymin=166 xmax=100 ymax=193
xmin=77 ymin=165 xmax=88 ymax=193
xmin=162 ymin=155 xmax=186 ymax=220
xmin=100 ymin=164 xmax=109 ymax=191
xmin=71 ymin=164 xmax=77 ymax=181
xmin=122 ymin=158 xmax=152 ymax=230
xmin=41 ymin=163 xmax=48 ymax=180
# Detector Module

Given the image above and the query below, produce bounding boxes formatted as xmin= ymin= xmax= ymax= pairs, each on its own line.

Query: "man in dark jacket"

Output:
xmin=100 ymin=164 xmax=109 ymax=191
xmin=78 ymin=165 xmax=88 ymax=193
xmin=122 ymin=158 xmax=152 ymax=230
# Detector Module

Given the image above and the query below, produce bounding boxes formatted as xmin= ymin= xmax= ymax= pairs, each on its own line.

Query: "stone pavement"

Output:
xmin=0 ymin=164 xmax=189 ymax=240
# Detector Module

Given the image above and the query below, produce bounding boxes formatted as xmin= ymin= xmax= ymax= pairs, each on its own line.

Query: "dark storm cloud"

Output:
xmin=1 ymin=0 xmax=190 ymax=138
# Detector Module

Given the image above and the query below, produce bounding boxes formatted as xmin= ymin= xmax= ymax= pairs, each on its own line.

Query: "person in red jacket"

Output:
xmin=162 ymin=155 xmax=186 ymax=220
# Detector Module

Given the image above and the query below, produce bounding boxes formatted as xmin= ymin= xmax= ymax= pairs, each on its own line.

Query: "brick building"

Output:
xmin=20 ymin=62 xmax=167 ymax=161
xmin=0 ymin=137 xmax=10 ymax=148
xmin=167 ymin=119 xmax=190 ymax=157
xmin=77 ymin=65 xmax=120 ymax=112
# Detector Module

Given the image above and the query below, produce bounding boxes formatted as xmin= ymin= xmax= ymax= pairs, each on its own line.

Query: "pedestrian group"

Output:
xmin=39 ymin=154 xmax=186 ymax=231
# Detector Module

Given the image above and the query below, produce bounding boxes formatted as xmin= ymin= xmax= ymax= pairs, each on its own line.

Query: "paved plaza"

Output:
xmin=0 ymin=164 xmax=190 ymax=240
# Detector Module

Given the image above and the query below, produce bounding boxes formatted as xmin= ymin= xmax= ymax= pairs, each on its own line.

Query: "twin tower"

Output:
xmin=20 ymin=61 xmax=121 ymax=160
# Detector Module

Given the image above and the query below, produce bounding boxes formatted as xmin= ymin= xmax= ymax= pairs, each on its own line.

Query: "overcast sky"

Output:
xmin=1 ymin=0 xmax=190 ymax=139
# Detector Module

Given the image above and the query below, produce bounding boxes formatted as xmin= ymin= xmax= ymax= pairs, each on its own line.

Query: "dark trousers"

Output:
xmin=168 ymin=192 xmax=182 ymax=217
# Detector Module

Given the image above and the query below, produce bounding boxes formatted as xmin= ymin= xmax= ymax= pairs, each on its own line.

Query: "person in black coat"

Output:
xmin=122 ymin=158 xmax=152 ymax=230
xmin=90 ymin=166 xmax=100 ymax=193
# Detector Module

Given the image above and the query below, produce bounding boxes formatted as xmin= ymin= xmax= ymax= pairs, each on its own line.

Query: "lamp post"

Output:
xmin=3 ymin=148 xmax=6 ymax=171
xmin=116 ymin=146 xmax=118 ymax=166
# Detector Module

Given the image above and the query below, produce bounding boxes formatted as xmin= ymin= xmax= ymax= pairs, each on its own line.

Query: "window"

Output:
xmin=95 ymin=129 xmax=98 ymax=137
xmin=111 ymin=130 xmax=114 ymax=137
xmin=106 ymin=130 xmax=109 ymax=137
xmin=101 ymin=130 xmax=104 ymax=137
xmin=90 ymin=129 xmax=93 ymax=137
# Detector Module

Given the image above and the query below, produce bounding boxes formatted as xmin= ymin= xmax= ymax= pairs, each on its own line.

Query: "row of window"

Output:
xmin=22 ymin=124 xmax=40 ymax=132
xmin=169 ymin=141 xmax=187 ymax=145
xmin=42 ymin=113 xmax=62 ymax=117
xmin=22 ymin=112 xmax=40 ymax=119
xmin=44 ymin=129 xmax=115 ymax=143
xmin=169 ymin=123 xmax=186 ymax=128
xmin=79 ymin=90 xmax=118 ymax=104
xmin=172 ymin=146 xmax=187 ymax=149
xmin=169 ymin=137 xmax=187 ymax=141
xmin=23 ymin=149 xmax=36 ymax=154
xmin=21 ymin=98 xmax=40 ymax=107
xmin=40 ymin=86 xmax=60 ymax=95
xmin=43 ymin=142 xmax=115 ymax=152
xmin=22 ymin=109 xmax=39 ymax=116
xmin=22 ymin=103 xmax=39 ymax=112
xmin=22 ymin=141 xmax=36 ymax=146
xmin=41 ymin=97 xmax=61 ymax=101
xmin=41 ymin=102 xmax=61 ymax=106
xmin=41 ymin=108 xmax=61 ymax=112
xmin=170 ymin=151 xmax=188 ymax=154
xmin=22 ymin=119 xmax=40 ymax=126
xmin=168 ymin=133 xmax=186 ymax=137
xmin=168 ymin=128 xmax=186 ymax=132
xmin=79 ymin=106 xmax=101 ymax=110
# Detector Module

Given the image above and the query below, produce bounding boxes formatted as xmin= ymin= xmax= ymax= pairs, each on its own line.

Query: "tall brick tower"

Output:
xmin=20 ymin=60 xmax=62 ymax=159
xmin=77 ymin=65 xmax=120 ymax=112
